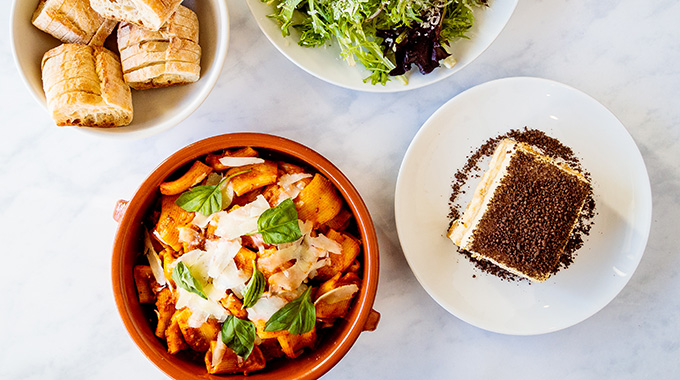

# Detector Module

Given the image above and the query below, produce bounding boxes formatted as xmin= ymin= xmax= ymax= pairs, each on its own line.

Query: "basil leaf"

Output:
xmin=171 ymin=261 xmax=207 ymax=299
xmin=221 ymin=315 xmax=256 ymax=359
xmin=242 ymin=261 xmax=265 ymax=309
xmin=264 ymin=287 xmax=316 ymax=335
xmin=175 ymin=170 xmax=250 ymax=216
xmin=257 ymin=198 xmax=302 ymax=244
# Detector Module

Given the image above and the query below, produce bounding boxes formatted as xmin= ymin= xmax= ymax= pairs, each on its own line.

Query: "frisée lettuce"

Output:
xmin=264 ymin=0 xmax=488 ymax=85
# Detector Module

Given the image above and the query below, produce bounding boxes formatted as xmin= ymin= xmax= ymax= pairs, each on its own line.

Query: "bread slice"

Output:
xmin=41 ymin=44 xmax=133 ymax=128
xmin=124 ymin=61 xmax=201 ymax=89
xmin=116 ymin=5 xmax=199 ymax=50
xmin=32 ymin=0 xmax=117 ymax=45
xmin=90 ymin=0 xmax=184 ymax=32
xmin=117 ymin=5 xmax=201 ymax=90
xmin=120 ymin=38 xmax=201 ymax=62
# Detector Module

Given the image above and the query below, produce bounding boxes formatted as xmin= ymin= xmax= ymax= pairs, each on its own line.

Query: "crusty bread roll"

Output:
xmin=117 ymin=5 xmax=201 ymax=90
xmin=90 ymin=0 xmax=184 ymax=32
xmin=41 ymin=44 xmax=133 ymax=128
xmin=32 ymin=0 xmax=117 ymax=45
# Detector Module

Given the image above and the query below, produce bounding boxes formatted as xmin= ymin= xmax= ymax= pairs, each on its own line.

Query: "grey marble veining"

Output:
xmin=1 ymin=0 xmax=679 ymax=379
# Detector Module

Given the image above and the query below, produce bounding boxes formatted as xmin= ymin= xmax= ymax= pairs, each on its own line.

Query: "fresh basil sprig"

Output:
xmin=175 ymin=170 xmax=249 ymax=216
xmin=221 ymin=315 xmax=256 ymax=359
xmin=171 ymin=261 xmax=206 ymax=299
xmin=264 ymin=287 xmax=316 ymax=335
xmin=257 ymin=198 xmax=302 ymax=244
xmin=242 ymin=261 xmax=265 ymax=309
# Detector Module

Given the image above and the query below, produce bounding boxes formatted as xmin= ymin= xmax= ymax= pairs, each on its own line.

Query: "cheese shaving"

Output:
xmin=211 ymin=332 xmax=227 ymax=368
xmin=218 ymin=156 xmax=265 ymax=167
xmin=176 ymin=288 xmax=228 ymax=327
xmin=143 ymin=229 xmax=166 ymax=286
xmin=214 ymin=195 xmax=270 ymax=239
xmin=246 ymin=294 xmax=287 ymax=323
xmin=314 ymin=284 xmax=359 ymax=305
xmin=275 ymin=173 xmax=312 ymax=204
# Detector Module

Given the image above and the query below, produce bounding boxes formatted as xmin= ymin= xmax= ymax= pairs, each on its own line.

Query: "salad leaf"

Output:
xmin=256 ymin=198 xmax=302 ymax=244
xmin=175 ymin=170 xmax=249 ymax=216
xmin=171 ymin=261 xmax=206 ymax=299
xmin=264 ymin=287 xmax=316 ymax=335
xmin=221 ymin=315 xmax=256 ymax=359
xmin=263 ymin=0 xmax=487 ymax=85
xmin=242 ymin=261 xmax=266 ymax=309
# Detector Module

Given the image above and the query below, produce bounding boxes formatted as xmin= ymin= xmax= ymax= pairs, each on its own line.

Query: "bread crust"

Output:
xmin=41 ymin=44 xmax=133 ymax=128
xmin=117 ymin=5 xmax=201 ymax=90
xmin=32 ymin=0 xmax=117 ymax=45
xmin=90 ymin=0 xmax=184 ymax=32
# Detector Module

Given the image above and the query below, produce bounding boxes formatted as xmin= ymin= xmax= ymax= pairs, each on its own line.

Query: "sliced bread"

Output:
xmin=41 ymin=44 xmax=133 ymax=128
xmin=117 ymin=5 xmax=201 ymax=90
xmin=32 ymin=0 xmax=117 ymax=45
xmin=90 ymin=0 xmax=184 ymax=32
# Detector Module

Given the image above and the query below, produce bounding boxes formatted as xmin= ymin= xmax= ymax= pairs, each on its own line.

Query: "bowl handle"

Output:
xmin=113 ymin=199 xmax=129 ymax=223
xmin=362 ymin=309 xmax=380 ymax=332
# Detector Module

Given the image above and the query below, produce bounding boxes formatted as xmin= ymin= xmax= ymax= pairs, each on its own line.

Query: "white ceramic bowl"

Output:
xmin=246 ymin=0 xmax=517 ymax=92
xmin=10 ymin=0 xmax=229 ymax=139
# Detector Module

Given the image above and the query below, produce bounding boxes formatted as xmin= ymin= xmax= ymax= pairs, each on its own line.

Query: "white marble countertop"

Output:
xmin=1 ymin=0 xmax=679 ymax=379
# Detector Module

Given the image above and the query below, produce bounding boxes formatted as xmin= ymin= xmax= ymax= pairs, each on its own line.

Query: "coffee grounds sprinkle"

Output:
xmin=448 ymin=128 xmax=597 ymax=282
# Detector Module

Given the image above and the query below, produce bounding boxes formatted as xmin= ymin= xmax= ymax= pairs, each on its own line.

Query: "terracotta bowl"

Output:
xmin=112 ymin=133 xmax=380 ymax=379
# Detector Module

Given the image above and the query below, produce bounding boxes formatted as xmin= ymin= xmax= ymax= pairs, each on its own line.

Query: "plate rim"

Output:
xmin=394 ymin=76 xmax=653 ymax=335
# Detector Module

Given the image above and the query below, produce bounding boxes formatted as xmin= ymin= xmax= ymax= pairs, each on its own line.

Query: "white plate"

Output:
xmin=10 ymin=0 xmax=229 ymax=139
xmin=246 ymin=0 xmax=517 ymax=92
xmin=394 ymin=77 xmax=652 ymax=335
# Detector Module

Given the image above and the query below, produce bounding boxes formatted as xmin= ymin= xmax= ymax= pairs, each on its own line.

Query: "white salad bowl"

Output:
xmin=246 ymin=0 xmax=518 ymax=92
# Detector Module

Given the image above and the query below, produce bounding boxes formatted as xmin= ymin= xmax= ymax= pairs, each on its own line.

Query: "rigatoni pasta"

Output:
xmin=133 ymin=147 xmax=363 ymax=375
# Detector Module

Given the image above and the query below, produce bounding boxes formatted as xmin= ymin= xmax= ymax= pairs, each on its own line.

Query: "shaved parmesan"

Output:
xmin=307 ymin=233 xmax=342 ymax=255
xmin=267 ymin=240 xmax=326 ymax=291
xmin=218 ymin=156 xmax=265 ymax=167
xmin=143 ymin=229 xmax=165 ymax=286
xmin=314 ymin=284 xmax=359 ymax=305
xmin=178 ymin=226 xmax=201 ymax=247
xmin=279 ymin=173 xmax=312 ymax=188
xmin=191 ymin=212 xmax=213 ymax=229
xmin=176 ymin=249 xmax=211 ymax=283
xmin=259 ymin=220 xmax=341 ymax=291
xmin=275 ymin=173 xmax=313 ymax=204
xmin=176 ymin=288 xmax=228 ymax=327
xmin=246 ymin=294 xmax=287 ymax=322
xmin=211 ymin=332 xmax=227 ymax=368
xmin=214 ymin=195 xmax=270 ymax=239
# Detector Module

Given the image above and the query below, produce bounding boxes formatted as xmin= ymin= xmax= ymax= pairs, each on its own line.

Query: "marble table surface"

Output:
xmin=1 ymin=0 xmax=679 ymax=379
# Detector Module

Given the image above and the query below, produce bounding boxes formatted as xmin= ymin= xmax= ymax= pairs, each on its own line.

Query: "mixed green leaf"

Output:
xmin=264 ymin=0 xmax=487 ymax=84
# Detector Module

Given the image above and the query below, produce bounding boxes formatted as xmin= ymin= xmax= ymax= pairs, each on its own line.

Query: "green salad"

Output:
xmin=263 ymin=0 xmax=488 ymax=85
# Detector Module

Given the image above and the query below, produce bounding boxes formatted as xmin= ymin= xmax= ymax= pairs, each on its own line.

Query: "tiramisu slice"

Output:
xmin=448 ymin=139 xmax=591 ymax=282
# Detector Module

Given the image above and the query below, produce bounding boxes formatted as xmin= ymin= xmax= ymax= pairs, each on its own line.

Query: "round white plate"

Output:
xmin=245 ymin=0 xmax=517 ymax=92
xmin=394 ymin=77 xmax=652 ymax=335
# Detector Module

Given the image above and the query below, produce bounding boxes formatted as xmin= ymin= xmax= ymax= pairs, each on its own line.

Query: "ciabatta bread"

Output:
xmin=123 ymin=61 xmax=201 ymax=89
xmin=41 ymin=44 xmax=133 ymax=128
xmin=32 ymin=0 xmax=117 ymax=45
xmin=117 ymin=5 xmax=201 ymax=90
xmin=90 ymin=0 xmax=184 ymax=32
